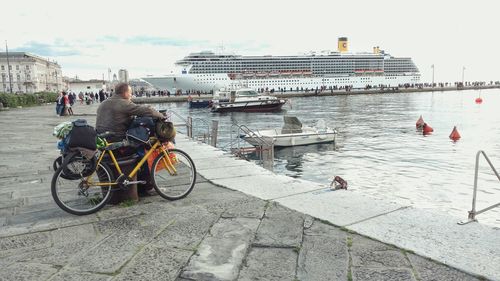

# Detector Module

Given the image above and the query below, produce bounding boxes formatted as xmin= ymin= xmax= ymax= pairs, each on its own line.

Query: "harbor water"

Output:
xmin=155 ymin=89 xmax=500 ymax=227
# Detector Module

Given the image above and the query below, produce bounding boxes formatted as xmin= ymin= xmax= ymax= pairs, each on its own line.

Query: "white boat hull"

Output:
xmin=244 ymin=129 xmax=337 ymax=147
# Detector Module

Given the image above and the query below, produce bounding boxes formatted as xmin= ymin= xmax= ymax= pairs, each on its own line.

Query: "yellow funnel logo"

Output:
xmin=338 ymin=37 xmax=348 ymax=52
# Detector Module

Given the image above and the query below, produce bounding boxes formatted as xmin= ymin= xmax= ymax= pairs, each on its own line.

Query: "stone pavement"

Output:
xmin=0 ymin=103 xmax=485 ymax=280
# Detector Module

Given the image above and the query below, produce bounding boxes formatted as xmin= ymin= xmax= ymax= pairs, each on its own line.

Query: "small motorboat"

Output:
xmin=188 ymin=100 xmax=211 ymax=109
xmin=211 ymin=87 xmax=286 ymax=113
xmin=243 ymin=116 xmax=337 ymax=147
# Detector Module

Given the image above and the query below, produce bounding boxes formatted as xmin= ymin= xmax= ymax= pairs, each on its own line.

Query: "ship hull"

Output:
xmin=144 ymin=74 xmax=420 ymax=93
xmin=211 ymin=100 xmax=286 ymax=113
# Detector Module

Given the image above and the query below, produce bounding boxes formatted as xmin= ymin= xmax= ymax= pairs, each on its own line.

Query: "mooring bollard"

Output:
xmin=211 ymin=120 xmax=218 ymax=147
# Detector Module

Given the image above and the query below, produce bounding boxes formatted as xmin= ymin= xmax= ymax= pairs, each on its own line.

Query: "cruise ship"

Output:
xmin=142 ymin=37 xmax=420 ymax=93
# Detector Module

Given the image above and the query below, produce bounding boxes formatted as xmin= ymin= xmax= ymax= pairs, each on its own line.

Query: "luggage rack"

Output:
xmin=458 ymin=150 xmax=500 ymax=225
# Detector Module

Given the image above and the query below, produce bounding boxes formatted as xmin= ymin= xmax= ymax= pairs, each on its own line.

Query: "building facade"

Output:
xmin=65 ymin=78 xmax=106 ymax=94
xmin=0 ymin=52 xmax=63 ymax=93
xmin=118 ymin=69 xmax=129 ymax=83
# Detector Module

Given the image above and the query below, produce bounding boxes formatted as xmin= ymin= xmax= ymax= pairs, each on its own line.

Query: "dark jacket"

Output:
xmin=95 ymin=95 xmax=164 ymax=138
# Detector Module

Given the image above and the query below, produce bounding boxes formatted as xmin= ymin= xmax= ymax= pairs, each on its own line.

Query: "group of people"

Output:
xmin=55 ymin=90 xmax=113 ymax=116
xmin=78 ymin=90 xmax=110 ymax=105
xmin=55 ymin=92 xmax=75 ymax=116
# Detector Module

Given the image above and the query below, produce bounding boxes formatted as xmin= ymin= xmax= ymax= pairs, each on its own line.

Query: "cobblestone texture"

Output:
xmin=0 ymin=103 xmax=484 ymax=280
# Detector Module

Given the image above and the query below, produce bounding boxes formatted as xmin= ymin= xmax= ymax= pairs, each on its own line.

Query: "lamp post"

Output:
xmin=431 ymin=64 xmax=435 ymax=87
xmin=462 ymin=66 xmax=466 ymax=85
xmin=5 ymin=41 xmax=13 ymax=93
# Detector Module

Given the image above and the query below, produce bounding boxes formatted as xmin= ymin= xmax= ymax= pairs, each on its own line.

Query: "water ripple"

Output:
xmin=156 ymin=89 xmax=500 ymax=227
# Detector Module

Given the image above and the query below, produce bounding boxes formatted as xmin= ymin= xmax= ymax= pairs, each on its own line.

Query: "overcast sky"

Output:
xmin=1 ymin=0 xmax=498 ymax=82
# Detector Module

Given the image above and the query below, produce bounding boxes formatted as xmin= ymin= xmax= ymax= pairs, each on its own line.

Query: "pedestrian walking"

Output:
xmin=99 ymin=90 xmax=105 ymax=103
xmin=56 ymin=92 xmax=64 ymax=116
xmin=68 ymin=92 xmax=75 ymax=107
xmin=63 ymin=92 xmax=73 ymax=115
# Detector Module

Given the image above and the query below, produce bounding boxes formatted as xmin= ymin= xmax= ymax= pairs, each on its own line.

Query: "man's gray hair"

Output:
xmin=115 ymin=83 xmax=130 ymax=96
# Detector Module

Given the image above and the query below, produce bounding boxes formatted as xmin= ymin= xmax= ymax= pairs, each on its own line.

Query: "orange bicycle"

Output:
xmin=51 ymin=133 xmax=196 ymax=215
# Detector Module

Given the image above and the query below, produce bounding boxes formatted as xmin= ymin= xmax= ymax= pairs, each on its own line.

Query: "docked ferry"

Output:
xmin=142 ymin=37 xmax=420 ymax=93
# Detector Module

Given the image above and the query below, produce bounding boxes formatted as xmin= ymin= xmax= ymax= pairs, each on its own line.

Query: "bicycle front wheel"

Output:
xmin=51 ymin=162 xmax=114 ymax=215
xmin=151 ymin=148 xmax=196 ymax=200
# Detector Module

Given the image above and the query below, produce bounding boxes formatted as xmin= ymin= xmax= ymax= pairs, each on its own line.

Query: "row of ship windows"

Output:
xmin=192 ymin=60 xmax=412 ymax=65
xmin=194 ymin=78 xmax=228 ymax=82
xmin=189 ymin=59 xmax=411 ymax=64
xmin=195 ymin=77 xmax=383 ymax=84
xmin=191 ymin=69 xmax=382 ymax=75
xmin=193 ymin=61 xmax=389 ymax=65
xmin=193 ymin=62 xmax=390 ymax=68
xmin=193 ymin=66 xmax=414 ymax=70
xmin=186 ymin=58 xmax=393 ymax=63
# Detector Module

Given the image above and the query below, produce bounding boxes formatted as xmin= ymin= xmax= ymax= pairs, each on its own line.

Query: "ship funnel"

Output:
xmin=338 ymin=37 xmax=348 ymax=52
xmin=373 ymin=46 xmax=380 ymax=54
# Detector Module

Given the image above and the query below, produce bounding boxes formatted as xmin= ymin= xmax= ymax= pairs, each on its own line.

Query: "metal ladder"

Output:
xmin=458 ymin=150 xmax=500 ymax=225
xmin=227 ymin=124 xmax=275 ymax=171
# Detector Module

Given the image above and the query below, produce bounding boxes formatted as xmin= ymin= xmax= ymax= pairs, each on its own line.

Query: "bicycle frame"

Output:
xmin=87 ymin=138 xmax=177 ymax=187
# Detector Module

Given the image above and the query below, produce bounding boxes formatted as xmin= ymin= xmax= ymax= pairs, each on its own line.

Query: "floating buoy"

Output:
xmin=475 ymin=97 xmax=483 ymax=104
xmin=449 ymin=126 xmax=461 ymax=141
xmin=416 ymin=115 xmax=425 ymax=129
xmin=422 ymin=123 xmax=434 ymax=135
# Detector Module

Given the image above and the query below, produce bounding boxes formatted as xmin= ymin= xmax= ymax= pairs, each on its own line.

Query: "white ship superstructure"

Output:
xmin=143 ymin=37 xmax=420 ymax=93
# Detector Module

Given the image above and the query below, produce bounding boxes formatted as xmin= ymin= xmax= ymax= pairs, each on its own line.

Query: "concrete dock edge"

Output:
xmin=175 ymin=134 xmax=500 ymax=280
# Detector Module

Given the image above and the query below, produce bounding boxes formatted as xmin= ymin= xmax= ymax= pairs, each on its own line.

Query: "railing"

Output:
xmin=458 ymin=150 xmax=500 ymax=225
xmin=189 ymin=117 xmax=217 ymax=146
xmin=162 ymin=109 xmax=218 ymax=146
xmin=228 ymin=124 xmax=274 ymax=171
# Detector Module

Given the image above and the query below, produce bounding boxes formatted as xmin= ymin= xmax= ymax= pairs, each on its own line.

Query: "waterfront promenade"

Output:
xmin=132 ymin=84 xmax=500 ymax=104
xmin=0 ymin=103 xmax=496 ymax=280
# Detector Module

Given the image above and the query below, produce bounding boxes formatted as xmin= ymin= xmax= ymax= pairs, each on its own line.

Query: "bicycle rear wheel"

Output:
xmin=51 ymin=162 xmax=114 ymax=215
xmin=151 ymin=148 xmax=196 ymax=200
xmin=53 ymin=156 xmax=63 ymax=171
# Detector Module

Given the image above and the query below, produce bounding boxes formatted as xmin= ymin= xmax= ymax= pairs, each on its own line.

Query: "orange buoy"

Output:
xmin=422 ymin=123 xmax=434 ymax=135
xmin=475 ymin=97 xmax=483 ymax=104
xmin=449 ymin=126 xmax=461 ymax=141
xmin=416 ymin=115 xmax=425 ymax=129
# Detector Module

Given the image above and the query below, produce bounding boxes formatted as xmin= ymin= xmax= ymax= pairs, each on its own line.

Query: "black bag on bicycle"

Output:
xmin=155 ymin=120 xmax=176 ymax=142
xmin=126 ymin=116 xmax=155 ymax=144
xmin=61 ymin=150 xmax=97 ymax=179
xmin=66 ymin=119 xmax=97 ymax=150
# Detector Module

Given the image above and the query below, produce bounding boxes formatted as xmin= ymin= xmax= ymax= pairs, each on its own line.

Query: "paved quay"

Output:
xmin=0 ymin=102 xmax=494 ymax=281
xmin=132 ymin=84 xmax=500 ymax=104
